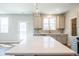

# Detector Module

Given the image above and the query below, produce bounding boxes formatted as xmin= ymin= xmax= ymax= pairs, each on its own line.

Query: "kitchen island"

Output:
xmin=6 ymin=36 xmax=75 ymax=56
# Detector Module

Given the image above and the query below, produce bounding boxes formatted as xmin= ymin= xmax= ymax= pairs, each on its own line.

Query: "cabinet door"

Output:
xmin=33 ymin=16 xmax=42 ymax=28
xmin=56 ymin=15 xmax=65 ymax=29
xmin=49 ymin=34 xmax=57 ymax=39
xmin=56 ymin=34 xmax=67 ymax=44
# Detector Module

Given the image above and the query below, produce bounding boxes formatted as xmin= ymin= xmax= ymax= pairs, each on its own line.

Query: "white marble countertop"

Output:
xmin=6 ymin=36 xmax=76 ymax=56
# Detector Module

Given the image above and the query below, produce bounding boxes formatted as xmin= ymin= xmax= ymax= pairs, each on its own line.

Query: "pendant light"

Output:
xmin=33 ymin=3 xmax=40 ymax=16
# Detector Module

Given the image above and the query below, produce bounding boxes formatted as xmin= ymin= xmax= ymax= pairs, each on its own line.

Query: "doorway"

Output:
xmin=71 ymin=18 xmax=77 ymax=36
xmin=19 ymin=22 xmax=27 ymax=46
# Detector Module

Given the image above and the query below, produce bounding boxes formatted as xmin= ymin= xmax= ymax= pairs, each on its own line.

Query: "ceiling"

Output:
xmin=0 ymin=3 xmax=78 ymax=14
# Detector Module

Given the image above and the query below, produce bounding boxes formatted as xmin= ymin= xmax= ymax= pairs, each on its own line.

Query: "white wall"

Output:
xmin=64 ymin=6 xmax=79 ymax=46
xmin=0 ymin=14 xmax=34 ymax=43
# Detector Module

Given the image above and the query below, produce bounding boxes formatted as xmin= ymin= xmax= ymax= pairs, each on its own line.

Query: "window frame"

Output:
xmin=0 ymin=17 xmax=9 ymax=33
xmin=43 ymin=16 xmax=56 ymax=30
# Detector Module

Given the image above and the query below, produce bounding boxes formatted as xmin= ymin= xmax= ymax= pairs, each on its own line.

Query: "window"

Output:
xmin=43 ymin=16 xmax=56 ymax=30
xmin=19 ymin=23 xmax=27 ymax=40
xmin=0 ymin=17 xmax=8 ymax=33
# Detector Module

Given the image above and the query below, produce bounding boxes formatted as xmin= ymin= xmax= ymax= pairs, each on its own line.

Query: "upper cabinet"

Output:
xmin=56 ymin=15 xmax=65 ymax=29
xmin=33 ymin=14 xmax=65 ymax=31
xmin=33 ymin=16 xmax=43 ymax=29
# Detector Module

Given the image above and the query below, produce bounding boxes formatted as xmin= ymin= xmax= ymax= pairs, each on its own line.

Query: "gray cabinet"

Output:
xmin=50 ymin=34 xmax=67 ymax=44
xmin=56 ymin=34 xmax=67 ymax=44
xmin=34 ymin=33 xmax=67 ymax=44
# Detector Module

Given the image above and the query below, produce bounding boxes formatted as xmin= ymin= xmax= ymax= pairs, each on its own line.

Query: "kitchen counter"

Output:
xmin=6 ymin=36 xmax=75 ymax=56
xmin=34 ymin=33 xmax=67 ymax=35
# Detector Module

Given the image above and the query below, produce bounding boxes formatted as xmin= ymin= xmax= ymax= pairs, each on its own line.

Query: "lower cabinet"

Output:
xmin=50 ymin=34 xmax=67 ymax=44
xmin=56 ymin=34 xmax=67 ymax=44
xmin=34 ymin=33 xmax=67 ymax=44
